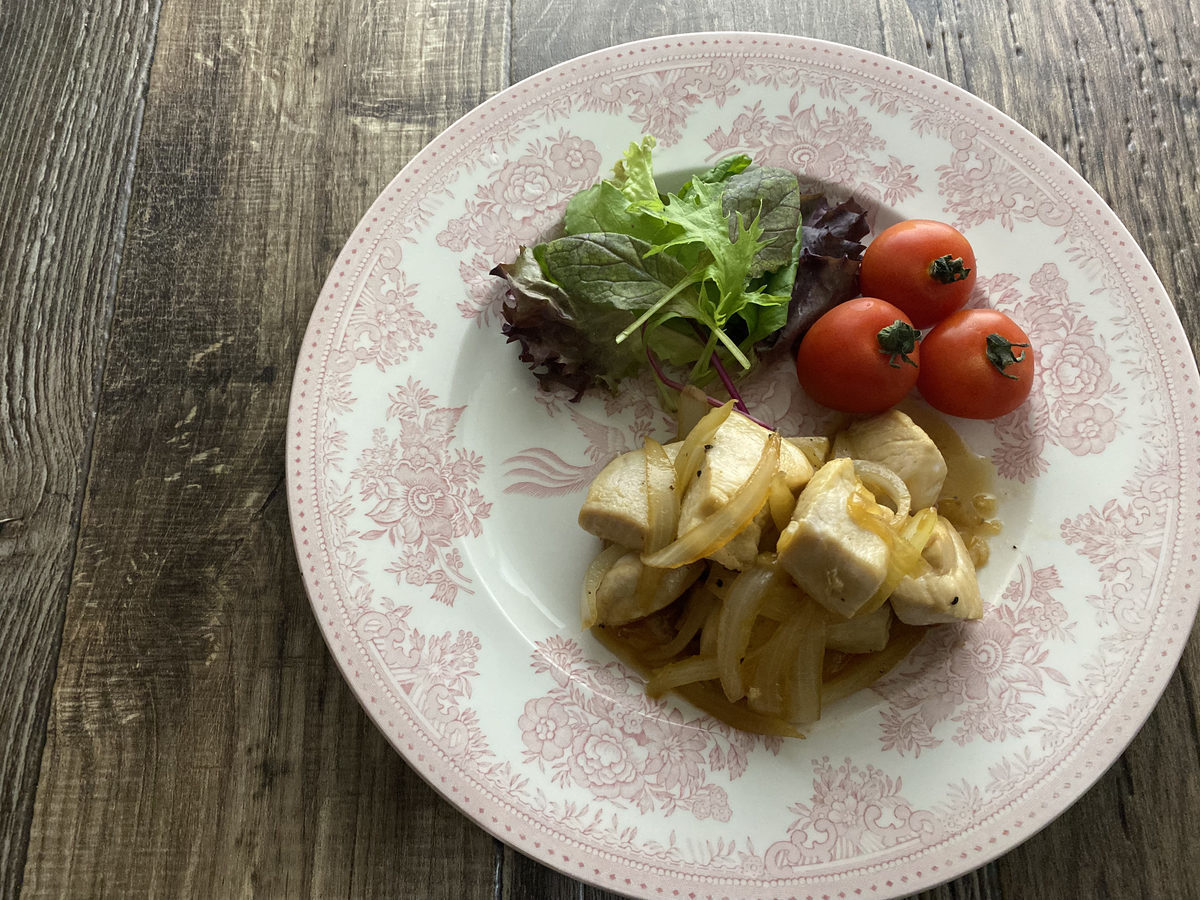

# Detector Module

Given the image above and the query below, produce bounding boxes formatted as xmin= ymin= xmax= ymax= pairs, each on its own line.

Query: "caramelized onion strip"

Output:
xmin=746 ymin=613 xmax=805 ymax=716
xmin=767 ymin=473 xmax=796 ymax=533
xmin=716 ymin=555 xmax=781 ymax=702
xmin=820 ymin=622 xmax=925 ymax=706
xmin=848 ymin=494 xmax=938 ymax=617
xmin=646 ymin=655 xmax=720 ymax=698
xmin=635 ymin=438 xmax=678 ymax=606
xmin=580 ymin=544 xmax=629 ymax=630
xmin=784 ymin=599 xmax=827 ymax=724
xmin=590 ymin=619 xmax=803 ymax=738
xmin=643 ymin=587 xmax=719 ymax=664
xmin=675 ymin=385 xmax=712 ymax=440
xmin=642 ymin=438 xmax=678 ymax=553
xmin=673 ymin=400 xmax=734 ymax=502
xmin=851 ymin=458 xmax=911 ymax=522
xmin=674 ymin=682 xmax=804 ymax=738
xmin=643 ymin=433 xmax=780 ymax=569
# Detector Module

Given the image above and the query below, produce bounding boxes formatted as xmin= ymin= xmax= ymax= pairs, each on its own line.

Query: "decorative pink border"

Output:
xmin=287 ymin=33 xmax=1200 ymax=899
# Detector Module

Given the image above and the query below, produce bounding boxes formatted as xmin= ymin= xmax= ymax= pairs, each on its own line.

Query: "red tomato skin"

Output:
xmin=917 ymin=309 xmax=1035 ymax=419
xmin=794 ymin=298 xmax=920 ymax=414
xmin=859 ymin=219 xmax=977 ymax=329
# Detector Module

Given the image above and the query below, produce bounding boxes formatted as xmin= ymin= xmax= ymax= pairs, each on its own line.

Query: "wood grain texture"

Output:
xmin=0 ymin=2 xmax=160 ymax=896
xmin=2 ymin=0 xmax=1196 ymax=898
xmin=17 ymin=0 xmax=507 ymax=896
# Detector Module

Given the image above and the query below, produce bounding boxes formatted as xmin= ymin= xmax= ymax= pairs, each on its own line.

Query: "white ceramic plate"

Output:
xmin=287 ymin=33 xmax=1200 ymax=899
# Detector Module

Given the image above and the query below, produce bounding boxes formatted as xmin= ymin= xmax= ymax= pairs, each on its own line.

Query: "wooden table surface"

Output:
xmin=3 ymin=1 xmax=1198 ymax=898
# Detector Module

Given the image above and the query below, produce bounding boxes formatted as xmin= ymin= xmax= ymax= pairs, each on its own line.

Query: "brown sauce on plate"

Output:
xmin=899 ymin=403 xmax=1002 ymax=568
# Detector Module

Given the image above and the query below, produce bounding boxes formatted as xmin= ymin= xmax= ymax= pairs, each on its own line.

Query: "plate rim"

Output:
xmin=286 ymin=30 xmax=1200 ymax=899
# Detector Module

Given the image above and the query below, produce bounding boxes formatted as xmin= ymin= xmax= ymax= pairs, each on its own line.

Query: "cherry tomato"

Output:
xmin=859 ymin=220 xmax=977 ymax=328
xmin=917 ymin=309 xmax=1034 ymax=419
xmin=794 ymin=298 xmax=922 ymax=414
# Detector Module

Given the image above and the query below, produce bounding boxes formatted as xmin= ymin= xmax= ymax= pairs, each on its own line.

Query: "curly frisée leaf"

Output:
xmin=634 ymin=178 xmax=778 ymax=370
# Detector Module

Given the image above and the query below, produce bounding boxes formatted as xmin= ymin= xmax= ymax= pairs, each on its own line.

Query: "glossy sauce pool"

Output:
xmin=899 ymin=402 xmax=1002 ymax=568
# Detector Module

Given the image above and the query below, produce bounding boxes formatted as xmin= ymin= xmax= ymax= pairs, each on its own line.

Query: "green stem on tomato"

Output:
xmin=985 ymin=332 xmax=1029 ymax=379
xmin=876 ymin=320 xmax=921 ymax=368
xmin=928 ymin=254 xmax=971 ymax=284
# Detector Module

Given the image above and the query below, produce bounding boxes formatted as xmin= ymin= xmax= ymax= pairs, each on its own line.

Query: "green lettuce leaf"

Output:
xmin=496 ymin=242 xmax=703 ymax=398
xmin=564 ymin=181 xmax=677 ymax=246
xmin=494 ymin=137 xmax=870 ymax=404
xmin=535 ymin=232 xmax=695 ymax=313
xmin=679 ymin=154 xmax=753 ymax=197
xmin=720 ymin=165 xmax=811 ymax=278
xmin=609 ymin=136 xmax=662 ymax=208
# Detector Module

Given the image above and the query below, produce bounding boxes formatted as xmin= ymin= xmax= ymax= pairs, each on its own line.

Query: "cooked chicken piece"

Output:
xmin=832 ymin=410 xmax=947 ymax=510
xmin=784 ymin=435 xmax=830 ymax=466
xmin=594 ymin=552 xmax=705 ymax=625
xmin=580 ymin=413 xmax=813 ymax=566
xmin=775 ymin=457 xmax=890 ymax=618
xmin=705 ymin=505 xmax=772 ymax=571
xmin=677 ymin=412 xmax=814 ymax=570
xmin=889 ymin=516 xmax=983 ymax=625
xmin=826 ymin=604 xmax=892 ymax=653
xmin=578 ymin=443 xmax=681 ymax=549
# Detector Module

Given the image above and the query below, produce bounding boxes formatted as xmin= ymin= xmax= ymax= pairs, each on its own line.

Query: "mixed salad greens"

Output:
xmin=493 ymin=137 xmax=869 ymax=408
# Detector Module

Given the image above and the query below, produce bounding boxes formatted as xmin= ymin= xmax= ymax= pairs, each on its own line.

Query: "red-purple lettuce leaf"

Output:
xmin=756 ymin=197 xmax=870 ymax=354
xmin=495 ymin=241 xmax=703 ymax=401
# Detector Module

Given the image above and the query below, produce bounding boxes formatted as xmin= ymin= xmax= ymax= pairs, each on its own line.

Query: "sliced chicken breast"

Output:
xmin=578 ymin=443 xmax=680 ymax=549
xmin=594 ymin=552 xmax=705 ymax=625
xmin=775 ymin=457 xmax=890 ymax=618
xmin=889 ymin=515 xmax=984 ymax=625
xmin=833 ymin=409 xmax=947 ymax=510
xmin=677 ymin=412 xmax=814 ymax=570
xmin=579 ymin=413 xmax=812 ymax=567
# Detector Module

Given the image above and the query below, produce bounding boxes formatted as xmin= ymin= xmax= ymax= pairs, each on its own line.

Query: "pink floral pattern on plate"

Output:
xmin=351 ymin=379 xmax=491 ymax=605
xmin=708 ymin=97 xmax=922 ymax=208
xmin=936 ymin=123 xmax=1074 ymax=231
xmin=979 ymin=263 xmax=1125 ymax=480
xmin=874 ymin=558 xmax=1074 ymax=755
xmin=502 ymin=373 xmax=674 ymax=496
xmin=357 ymin=606 xmax=489 ymax=758
xmin=765 ymin=757 xmax=940 ymax=870
xmin=287 ymin=33 xmax=1200 ymax=900
xmin=437 ymin=132 xmax=603 ymax=324
xmin=521 ymin=636 xmax=779 ymax=820
xmin=576 ymin=59 xmax=744 ymax=145
xmin=345 ymin=254 xmax=437 ymax=369
xmin=353 ymin=605 xmax=525 ymax=801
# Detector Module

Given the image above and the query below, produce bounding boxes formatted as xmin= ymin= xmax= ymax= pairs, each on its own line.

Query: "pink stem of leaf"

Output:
xmin=644 ymin=338 xmax=773 ymax=430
